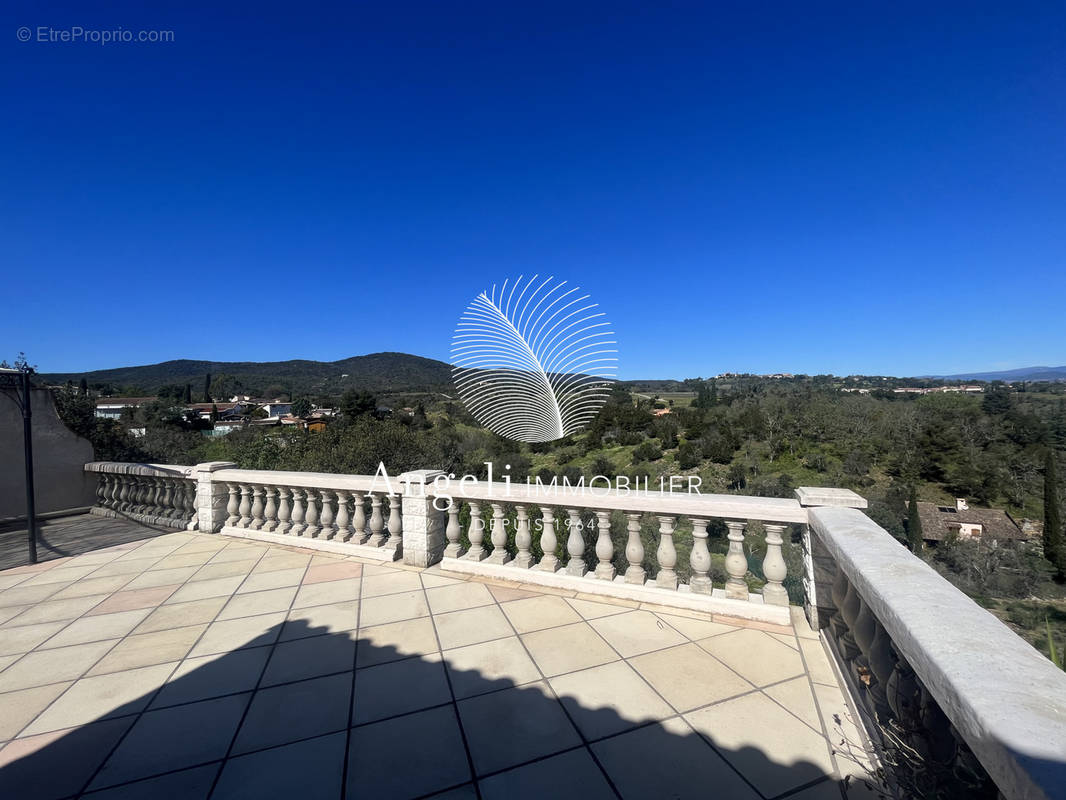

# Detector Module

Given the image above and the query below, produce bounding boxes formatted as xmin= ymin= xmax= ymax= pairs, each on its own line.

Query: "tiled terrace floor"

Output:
xmin=0 ymin=516 xmax=873 ymax=800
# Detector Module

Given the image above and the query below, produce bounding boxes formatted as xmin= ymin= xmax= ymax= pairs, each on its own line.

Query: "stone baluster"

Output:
xmin=136 ymin=478 xmax=149 ymax=516
xmin=594 ymin=511 xmax=615 ymax=580
xmin=153 ymin=478 xmax=167 ymax=517
xmin=289 ymin=488 xmax=306 ymax=536
xmin=689 ymin=517 xmax=712 ymax=593
xmin=724 ymin=521 xmax=749 ymax=600
xmin=184 ymin=481 xmax=197 ymax=528
xmin=761 ymin=524 xmax=789 ymax=606
xmin=444 ymin=500 xmax=463 ymax=557
xmin=351 ymin=492 xmax=368 ymax=543
xmin=464 ymin=501 xmax=486 ymax=561
xmin=225 ymin=483 xmax=240 ymax=527
xmin=249 ymin=486 xmax=265 ymax=530
xmin=94 ymin=474 xmax=107 ymax=510
xmin=150 ymin=478 xmax=162 ymax=516
xmin=128 ymin=478 xmax=142 ymax=514
xmin=656 ymin=515 xmax=678 ymax=589
xmin=317 ymin=490 xmax=335 ymax=540
xmin=237 ymin=484 xmax=252 ymax=528
xmin=537 ymin=507 xmax=558 ymax=571
xmin=117 ymin=476 xmax=131 ymax=513
xmin=838 ymin=580 xmax=863 ymax=660
xmin=167 ymin=479 xmax=181 ymax=521
xmin=565 ymin=509 xmax=586 ymax=576
xmin=334 ymin=490 xmax=352 ymax=541
xmin=623 ymin=513 xmax=645 ymax=584
xmin=386 ymin=494 xmax=403 ymax=550
xmin=486 ymin=503 xmax=510 ymax=564
xmin=101 ymin=474 xmax=114 ymax=512
xmin=160 ymin=480 xmax=173 ymax=519
xmin=303 ymin=489 xmax=321 ymax=537
xmin=829 ymin=567 xmax=850 ymax=639
xmin=276 ymin=487 xmax=292 ymax=534
xmin=262 ymin=486 xmax=278 ymax=532
xmin=512 ymin=505 xmax=532 ymax=568
xmin=367 ymin=494 xmax=386 ymax=546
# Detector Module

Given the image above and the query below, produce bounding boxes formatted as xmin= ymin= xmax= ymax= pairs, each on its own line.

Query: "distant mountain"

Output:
xmin=41 ymin=352 xmax=454 ymax=396
xmin=925 ymin=366 xmax=1066 ymax=382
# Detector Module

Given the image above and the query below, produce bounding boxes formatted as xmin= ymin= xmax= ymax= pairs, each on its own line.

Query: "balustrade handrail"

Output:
xmin=85 ymin=461 xmax=194 ymax=478
xmin=808 ymin=505 xmax=1066 ymax=800
xmin=209 ymin=468 xmax=388 ymax=493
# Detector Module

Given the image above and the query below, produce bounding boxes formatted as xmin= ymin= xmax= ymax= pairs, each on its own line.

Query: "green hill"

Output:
xmin=42 ymin=352 xmax=454 ymax=397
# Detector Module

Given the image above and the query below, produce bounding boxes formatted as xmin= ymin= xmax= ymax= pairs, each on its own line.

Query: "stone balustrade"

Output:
xmin=802 ymin=499 xmax=1066 ymax=800
xmin=81 ymin=461 xmax=1066 ymax=799
xmin=84 ymin=462 xmax=198 ymax=531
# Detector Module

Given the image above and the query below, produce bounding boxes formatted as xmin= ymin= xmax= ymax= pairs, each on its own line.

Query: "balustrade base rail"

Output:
xmin=89 ymin=505 xmax=195 ymax=531
xmin=440 ymin=555 xmax=790 ymax=624
xmin=218 ymin=524 xmax=400 ymax=562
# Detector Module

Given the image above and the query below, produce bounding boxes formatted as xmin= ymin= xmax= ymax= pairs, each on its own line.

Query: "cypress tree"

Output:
xmin=1045 ymin=450 xmax=1063 ymax=576
xmin=907 ymin=486 xmax=924 ymax=553
xmin=203 ymin=373 xmax=212 ymax=403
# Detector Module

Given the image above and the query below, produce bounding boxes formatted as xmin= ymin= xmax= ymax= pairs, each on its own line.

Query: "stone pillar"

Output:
xmin=398 ymin=470 xmax=447 ymax=567
xmin=194 ymin=462 xmax=236 ymax=533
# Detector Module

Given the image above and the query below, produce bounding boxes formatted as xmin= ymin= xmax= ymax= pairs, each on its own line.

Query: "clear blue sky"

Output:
xmin=3 ymin=1 xmax=1064 ymax=378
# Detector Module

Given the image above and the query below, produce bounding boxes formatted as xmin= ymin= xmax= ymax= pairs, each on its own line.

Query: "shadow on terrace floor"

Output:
xmin=0 ymin=618 xmax=845 ymax=800
xmin=0 ymin=516 xmax=171 ymax=571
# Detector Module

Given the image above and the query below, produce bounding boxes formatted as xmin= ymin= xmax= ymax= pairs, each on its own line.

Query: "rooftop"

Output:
xmin=0 ymin=515 xmax=865 ymax=800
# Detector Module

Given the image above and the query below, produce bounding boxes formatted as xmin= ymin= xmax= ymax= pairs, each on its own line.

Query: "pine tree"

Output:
xmin=184 ymin=383 xmax=192 ymax=404
xmin=1045 ymin=450 xmax=1064 ymax=576
xmin=907 ymin=486 xmax=924 ymax=554
xmin=203 ymin=373 xmax=212 ymax=403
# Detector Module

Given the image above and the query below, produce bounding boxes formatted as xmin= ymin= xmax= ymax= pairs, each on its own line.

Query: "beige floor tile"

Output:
xmin=146 ymin=551 xmax=217 ymax=570
xmin=458 ymin=680 xmax=580 ymax=776
xmin=359 ymin=590 xmax=428 ymax=627
xmin=685 ymin=692 xmax=835 ymax=798
xmin=361 ymin=571 xmax=423 ymax=598
xmin=425 ymin=581 xmax=494 ymax=614
xmin=356 ymin=617 xmax=439 ymax=667
xmin=0 ymin=574 xmax=31 ymax=592
xmin=697 ymin=628 xmax=806 ymax=687
xmin=189 ymin=612 xmax=288 ymax=658
xmin=292 ymin=579 xmax=361 ymax=608
xmin=358 ymin=563 xmax=401 ymax=576
xmin=253 ymin=551 xmax=312 ymax=573
xmin=303 ymin=562 xmax=362 ymax=584
xmin=629 ymin=642 xmax=753 ymax=712
xmin=18 ymin=564 xmax=101 ymax=587
xmin=236 ymin=567 xmax=306 ymax=594
xmin=121 ymin=566 xmax=200 ymax=590
xmin=5 ymin=594 xmax=109 ymax=627
xmin=442 ymin=637 xmax=541 ymax=698
xmin=0 ymin=606 xmax=28 ymax=626
xmin=23 ymin=662 xmax=177 ymax=735
xmin=209 ymin=545 xmax=267 ymax=564
xmin=48 ymin=574 xmax=136 ymax=600
xmin=0 ymin=639 xmax=118 ymax=692
xmin=88 ymin=557 xmax=163 ymax=578
xmin=0 ymin=653 xmax=18 ymax=672
xmin=39 ymin=608 xmax=153 ymax=650
xmin=260 ymin=634 xmax=356 ymax=686
xmin=0 ymin=681 xmax=72 ymax=739
xmin=420 ymin=573 xmax=464 ymax=589
xmin=190 ymin=559 xmax=259 ymax=582
xmin=353 ymin=652 xmax=450 ymax=723
xmin=86 ymin=624 xmax=208 ymax=676
xmin=770 ymin=631 xmax=800 ymax=650
xmin=765 ymin=676 xmax=822 ymax=732
xmin=479 ymin=748 xmax=615 ymax=800
xmin=655 ymin=612 xmax=738 ymax=641
xmin=435 ymin=604 xmax=513 ymax=650
xmin=163 ymin=575 xmax=244 ymax=604
xmin=800 ymin=636 xmax=839 ymax=687
xmin=0 ymin=583 xmax=64 ymax=608
xmin=565 ymin=597 xmax=632 ymax=620
xmin=592 ymin=716 xmax=760 ymax=800
xmin=135 ymin=596 xmax=229 ymax=634
xmin=88 ymin=585 xmax=179 ymax=615
xmin=282 ymin=601 xmax=359 ymax=641
xmin=152 ymin=646 xmax=272 ymax=708
xmin=520 ymin=622 xmax=617 ymax=677
xmin=549 ymin=660 xmax=673 ymax=739
xmin=0 ymin=621 xmax=67 ymax=656
xmin=500 ymin=595 xmax=581 ymax=634
xmin=485 ymin=584 xmax=541 ymax=603
xmin=589 ymin=610 xmax=686 ymax=657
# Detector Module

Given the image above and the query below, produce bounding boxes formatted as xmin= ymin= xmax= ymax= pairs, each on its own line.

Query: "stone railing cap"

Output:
xmin=795 ymin=487 xmax=867 ymax=508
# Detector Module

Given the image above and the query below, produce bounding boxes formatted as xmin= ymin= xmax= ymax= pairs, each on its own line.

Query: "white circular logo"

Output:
xmin=450 ymin=276 xmax=618 ymax=443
